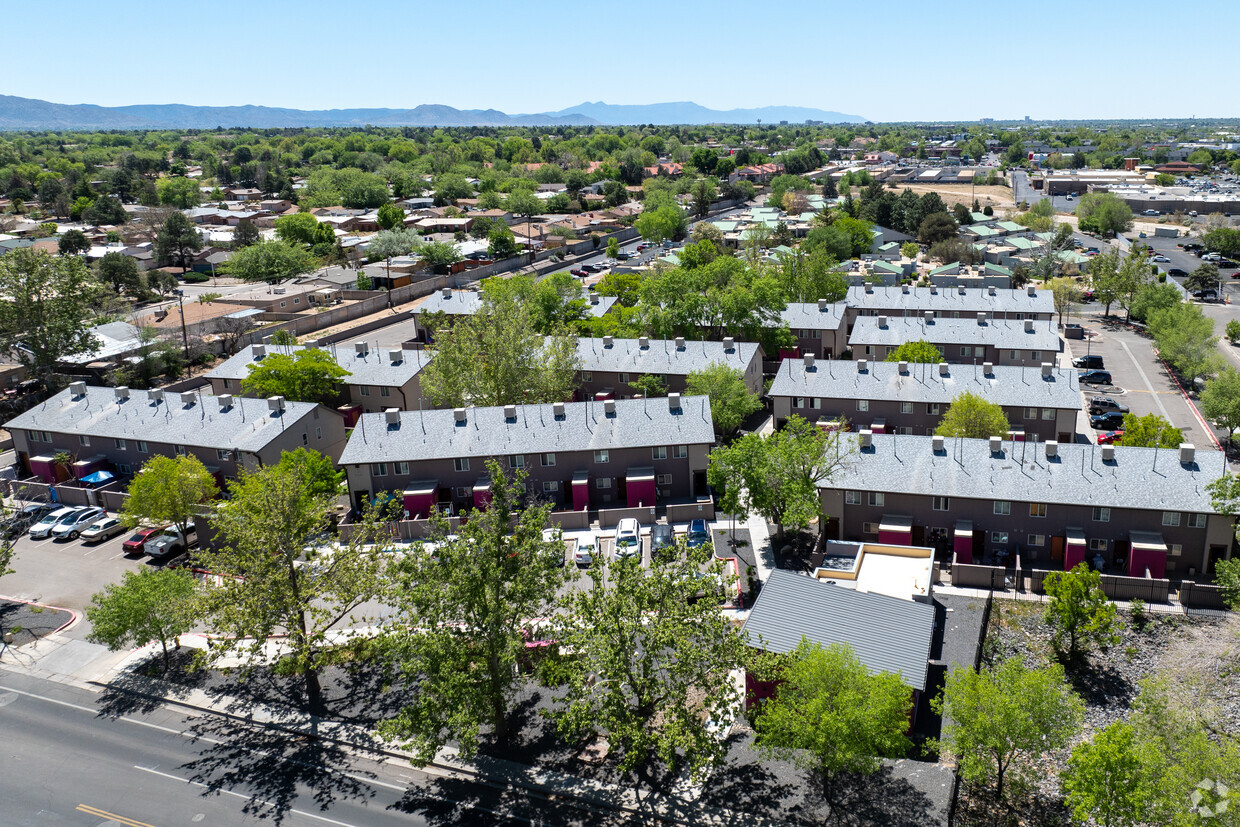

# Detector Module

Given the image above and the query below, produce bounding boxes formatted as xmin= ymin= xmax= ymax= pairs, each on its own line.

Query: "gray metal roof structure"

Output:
xmin=339 ymin=395 xmax=715 ymax=466
xmin=205 ymin=344 xmax=432 ymax=387
xmin=824 ymin=434 xmax=1227 ymax=514
xmin=780 ymin=302 xmax=846 ymax=332
xmin=845 ymin=285 xmax=1054 ymax=316
xmin=848 ymin=316 xmax=1063 ymax=353
xmin=770 ymin=359 xmax=1082 ymax=410
xmin=742 ymin=569 xmax=935 ymax=691
xmin=418 ymin=289 xmax=617 ymax=319
xmin=5 ymin=385 xmax=321 ymax=454
xmin=575 ymin=337 xmax=760 ymax=376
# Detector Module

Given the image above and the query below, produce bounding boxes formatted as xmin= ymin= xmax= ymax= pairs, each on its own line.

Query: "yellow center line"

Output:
xmin=76 ymin=803 xmax=158 ymax=827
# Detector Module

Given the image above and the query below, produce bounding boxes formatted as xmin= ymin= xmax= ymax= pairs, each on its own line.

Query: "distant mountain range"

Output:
xmin=0 ymin=95 xmax=865 ymax=130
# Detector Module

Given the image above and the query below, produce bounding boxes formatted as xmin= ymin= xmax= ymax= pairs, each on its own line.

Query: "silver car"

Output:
xmin=29 ymin=507 xmax=82 ymax=540
xmin=51 ymin=507 xmax=105 ymax=541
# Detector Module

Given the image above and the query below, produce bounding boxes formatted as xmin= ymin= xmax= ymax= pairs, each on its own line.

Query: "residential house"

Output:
xmin=779 ymin=300 xmax=848 ymax=359
xmin=730 ymin=163 xmax=786 ymax=184
xmin=7 ymin=383 xmax=347 ymax=484
xmin=769 ymin=356 xmax=1081 ymax=442
xmin=412 ymin=289 xmax=617 ymax=341
xmin=338 ymin=394 xmax=716 ymax=515
xmin=574 ymin=336 xmax=763 ymax=400
xmin=849 ymin=315 xmax=1062 ymax=367
xmin=821 ymin=433 xmax=1234 ymax=576
xmin=842 ymin=284 xmax=1054 ymax=336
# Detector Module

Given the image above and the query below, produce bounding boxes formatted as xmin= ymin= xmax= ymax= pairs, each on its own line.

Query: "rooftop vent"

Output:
xmin=388 ymin=349 xmax=403 ymax=365
xmin=803 ymin=353 xmax=815 ymax=369
xmin=857 ymin=359 xmax=868 ymax=373
xmin=818 ymin=298 xmax=828 ymax=311
xmin=898 ymin=360 xmax=908 ymax=374
xmin=938 ymin=362 xmax=949 ymax=376
xmin=1024 ymin=319 xmax=1034 ymax=333
xmin=603 ymin=399 xmax=616 ymax=415
xmin=603 ymin=335 xmax=614 ymax=347
xmin=989 ymin=435 xmax=1002 ymax=454
xmin=977 ymin=312 xmax=987 ymax=325
xmin=723 ymin=336 xmax=735 ymax=351
xmin=639 ymin=336 xmax=649 ymax=349
xmin=675 ymin=336 xmax=685 ymax=350
xmin=877 ymin=315 xmax=888 ymax=329
xmin=69 ymin=381 xmax=86 ymax=397
xmin=149 ymin=389 xmax=164 ymax=404
xmin=552 ymin=401 xmax=565 ymax=419
xmin=930 ymin=284 xmax=938 ymax=294
xmin=865 ymin=283 xmax=873 ymax=294
xmin=988 ymin=285 xmax=997 ymax=296
xmin=218 ymin=394 xmax=233 ymax=410
xmin=384 ymin=408 xmax=400 ymax=426
xmin=1045 ymin=440 xmax=1059 ymax=459
xmin=982 ymin=361 xmax=993 ymax=377
xmin=1101 ymin=444 xmax=1115 ymax=461
xmin=1180 ymin=444 xmax=1196 ymax=465
xmin=268 ymin=395 xmax=285 ymax=413
xmin=454 ymin=407 xmax=466 ymax=423
xmin=932 ymin=434 xmax=945 ymax=452
xmin=668 ymin=393 xmax=682 ymax=412
xmin=925 ymin=310 xmax=935 ymax=323
xmin=180 ymin=391 xmax=197 ymax=406
xmin=858 ymin=429 xmax=873 ymax=448
xmin=1027 ymin=284 xmax=1037 ymax=296
xmin=114 ymin=386 xmax=129 ymax=401
xmin=1041 ymin=362 xmax=1052 ymax=377
xmin=441 ymin=287 xmax=451 ymax=299
xmin=901 ymin=283 xmax=910 ymax=294
xmin=252 ymin=344 xmax=266 ymax=358
xmin=354 ymin=341 xmax=369 ymax=356
xmin=590 ymin=293 xmax=600 ymax=305
xmin=504 ymin=404 xmax=516 ymax=421
xmin=959 ymin=286 xmax=967 ymax=295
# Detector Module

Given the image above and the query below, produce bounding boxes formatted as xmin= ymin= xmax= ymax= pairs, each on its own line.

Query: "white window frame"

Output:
xmin=396 ymin=461 xmax=410 ymax=476
xmin=932 ymin=496 xmax=950 ymax=511
xmin=657 ymin=473 xmax=672 ymax=486
xmin=79 ymin=435 xmax=91 ymax=447
xmin=868 ymin=492 xmax=884 ymax=507
xmin=359 ymin=386 xmax=370 ymax=397
xmin=900 ymin=402 xmax=914 ymax=414
xmin=845 ymin=490 xmax=861 ymax=505
xmin=673 ymin=445 xmax=688 ymax=459
xmin=541 ymin=453 xmax=556 ymax=467
xmin=1092 ymin=506 xmax=1110 ymax=523
xmin=594 ymin=450 xmax=609 ymax=463
xmin=380 ymin=386 xmax=391 ymax=398
xmin=991 ymin=531 xmax=1009 ymax=544
xmin=510 ymin=454 xmax=525 ymax=469
xmin=862 ymin=521 xmax=879 ymax=534
xmin=136 ymin=440 xmax=148 ymax=453
xmin=372 ymin=463 xmax=388 ymax=477
xmin=1188 ymin=513 xmax=1207 ymax=529
xmin=1042 ymin=408 xmax=1055 ymax=420
xmin=993 ymin=500 xmax=1011 ymax=515
xmin=856 ymin=399 xmax=869 ymax=412
xmin=114 ymin=438 xmax=127 ymax=450
xmin=1162 ymin=511 xmax=1181 ymax=527
xmin=652 ymin=446 xmax=668 ymax=460
xmin=596 ymin=478 xmax=611 ymax=489
xmin=1089 ymin=538 xmax=1108 ymax=552
xmin=542 ymin=480 xmax=559 ymax=493
xmin=454 ymin=457 xmax=470 ymax=472
xmin=1029 ymin=502 xmax=1047 ymax=518
xmin=1028 ymin=533 xmax=1045 ymax=547
xmin=927 ymin=403 xmax=941 ymax=415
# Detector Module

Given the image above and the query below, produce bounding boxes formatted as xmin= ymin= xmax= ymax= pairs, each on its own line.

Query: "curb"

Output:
xmin=1153 ymin=353 xmax=1224 ymax=451
xmin=0 ymin=594 xmax=78 ymax=635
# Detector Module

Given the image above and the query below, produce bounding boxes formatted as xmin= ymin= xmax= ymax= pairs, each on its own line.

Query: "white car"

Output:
xmin=574 ymin=533 xmax=598 ymax=567
xmin=81 ymin=516 xmax=127 ymax=544
xmin=613 ymin=518 xmax=640 ymax=560
xmin=29 ymin=507 xmax=82 ymax=539
xmin=542 ymin=527 xmax=566 ymax=567
xmin=51 ymin=507 xmax=105 ymax=541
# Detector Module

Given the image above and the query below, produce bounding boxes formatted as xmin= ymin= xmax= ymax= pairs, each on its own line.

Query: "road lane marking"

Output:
xmin=134 ymin=766 xmax=358 ymax=826
xmin=76 ymin=803 xmax=157 ymax=827
xmin=1118 ymin=339 xmax=1175 ymax=422
xmin=0 ymin=684 xmax=223 ymax=744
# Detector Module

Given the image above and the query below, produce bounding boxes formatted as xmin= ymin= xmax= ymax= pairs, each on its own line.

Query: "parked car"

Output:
xmin=1142 ymin=209 xmax=1159 ymax=216
xmin=122 ymin=526 xmax=164 ymax=555
xmin=1090 ymin=412 xmax=1127 ymax=430
xmin=1168 ymin=268 xmax=1188 ymax=278
xmin=636 ymin=242 xmax=650 ymax=251
xmin=686 ymin=519 xmax=710 ymax=549
xmin=81 ymin=516 xmax=127 ymax=544
xmin=541 ymin=527 xmax=565 ymax=567
xmin=613 ymin=518 xmax=641 ymax=560
xmin=29 ymin=507 xmax=83 ymax=540
xmin=1078 ymin=369 xmax=1113 ymax=385
xmin=1097 ymin=430 xmax=1125 ymax=445
xmin=145 ymin=528 xmax=188 ymax=561
xmin=1151 ymin=255 xmax=1170 ymax=263
xmin=573 ymin=533 xmax=598 ymax=567
xmin=1193 ymin=289 xmax=1219 ymax=302
xmin=2 ymin=503 xmax=58 ymax=538
xmin=1073 ymin=354 xmax=1104 ymax=369
xmin=650 ymin=524 xmax=676 ymax=562
xmin=1089 ymin=397 xmax=1129 ymax=415
xmin=569 ymin=267 xmax=587 ymax=277
xmin=51 ymin=507 xmax=105 ymax=541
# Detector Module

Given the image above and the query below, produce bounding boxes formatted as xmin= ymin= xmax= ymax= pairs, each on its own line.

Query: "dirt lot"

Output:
xmin=895 ymin=183 xmax=1015 ymax=211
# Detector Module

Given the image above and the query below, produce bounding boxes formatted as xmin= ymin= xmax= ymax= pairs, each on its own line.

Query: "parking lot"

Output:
xmin=1063 ymin=315 xmax=1220 ymax=450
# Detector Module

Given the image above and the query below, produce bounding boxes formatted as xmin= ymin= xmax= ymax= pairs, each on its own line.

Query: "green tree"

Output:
xmin=96 ymin=251 xmax=145 ymax=296
xmin=419 ymin=292 xmax=579 ymax=408
xmin=1087 ymin=248 xmax=1123 ymax=315
xmin=690 ymin=176 xmax=717 ymax=218
xmin=378 ymin=462 xmax=567 ymax=762
xmin=0 ymin=249 xmax=99 ymax=384
xmin=899 ymin=241 xmax=920 ymax=259
xmin=120 ymin=454 xmax=219 ymax=539
xmin=917 ymin=211 xmax=958 ymax=245
xmin=203 ymin=449 xmax=380 ymax=715
xmin=934 ymin=659 xmax=1083 ymax=802
xmin=84 ymin=195 xmax=128 ymax=225
xmin=1227 ymin=319 xmax=1240 ymax=344
xmin=605 ymin=236 xmax=620 ymax=260
xmin=418 ymin=240 xmax=463 ymax=274
xmin=549 ymin=548 xmax=745 ymax=790
xmin=1062 ymin=721 xmax=1156 ymax=827
xmin=753 ymin=640 xmax=912 ymax=782
xmin=1203 ymin=227 xmax=1240 ymax=258
xmin=1116 ymin=412 xmax=1184 ymax=448
xmin=1043 ymin=562 xmax=1119 ymax=663
xmin=629 ymin=373 xmax=667 ymax=398
xmin=275 ymin=212 xmax=323 ymax=246
xmin=952 ymin=202 xmax=973 ymax=226
xmin=685 ymin=363 xmax=761 ymax=434
xmin=1049 ymin=276 xmax=1081 ymax=325
xmin=707 ymin=415 xmax=851 ymax=535
xmin=1186 ymin=262 xmax=1221 ymax=294
xmin=86 ymin=569 xmax=198 ymax=674
xmin=934 ymin=391 xmax=1010 ymax=439
xmin=1148 ymin=302 xmax=1223 ymax=387
xmin=635 ymin=204 xmax=686 ymax=244
xmin=156 ymin=176 xmax=201 ymax=209
xmin=241 ymin=347 xmax=351 ymax=405
xmin=1214 ymin=558 xmax=1240 ymax=609
xmin=57 ymin=229 xmax=89 ymax=256
xmin=1127 ymin=281 xmax=1180 ymax=323
xmin=486 ymin=222 xmax=519 ymax=259
xmin=154 ymin=210 xmax=203 ymax=273
xmin=884 ymin=340 xmax=943 ymax=363
xmin=232 ymin=219 xmax=260 ymax=248
xmin=376 ymin=202 xmax=405 ymax=231
xmin=225 ymin=240 xmax=317 ymax=283
xmin=1076 ymin=192 xmax=1133 ymax=236
xmin=1201 ymin=369 xmax=1240 ymax=446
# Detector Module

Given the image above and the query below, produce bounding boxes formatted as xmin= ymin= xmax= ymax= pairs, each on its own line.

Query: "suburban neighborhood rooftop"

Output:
xmin=205 ymin=343 xmax=433 ymax=387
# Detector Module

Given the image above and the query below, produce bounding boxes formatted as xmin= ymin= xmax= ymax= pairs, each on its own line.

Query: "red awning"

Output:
xmin=473 ymin=478 xmax=492 ymax=511
xmin=1128 ymin=531 xmax=1167 ymax=578
xmin=572 ymin=470 xmax=590 ymax=511
xmin=870 ymin=418 xmax=887 ymax=435
xmin=877 ymin=514 xmax=912 ymax=545
xmin=1064 ymin=528 xmax=1087 ymax=571
xmin=402 ymin=481 xmax=438 ymax=519
xmin=626 ymin=467 xmax=656 ymax=508
xmin=954 ymin=520 xmax=974 ymax=564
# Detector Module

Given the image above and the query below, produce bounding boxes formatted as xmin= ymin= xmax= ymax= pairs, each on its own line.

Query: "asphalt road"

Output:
xmin=0 ymin=670 xmax=642 ymax=827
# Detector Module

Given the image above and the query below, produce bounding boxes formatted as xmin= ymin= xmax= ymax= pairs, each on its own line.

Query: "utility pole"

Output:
xmin=175 ymin=289 xmax=190 ymax=363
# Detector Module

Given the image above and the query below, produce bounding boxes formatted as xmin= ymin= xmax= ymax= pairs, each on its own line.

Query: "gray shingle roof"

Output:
xmin=418 ymin=289 xmax=617 ymax=319
xmin=769 ymin=359 xmax=1082 ymax=410
xmin=5 ymin=385 xmax=321 ymax=454
xmin=205 ymin=344 xmax=431 ymax=388
xmin=780 ymin=302 xmax=846 ymax=332
xmin=845 ymin=285 xmax=1053 ymax=316
xmin=826 ymin=434 xmax=1227 ymax=514
xmin=849 ymin=316 xmax=1063 ymax=353
xmin=339 ymin=395 xmax=715 ymax=466
xmin=742 ymin=569 xmax=935 ymax=691
xmin=576 ymin=337 xmax=760 ymax=376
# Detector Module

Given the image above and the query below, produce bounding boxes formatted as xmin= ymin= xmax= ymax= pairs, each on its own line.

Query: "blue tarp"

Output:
xmin=80 ymin=470 xmax=114 ymax=484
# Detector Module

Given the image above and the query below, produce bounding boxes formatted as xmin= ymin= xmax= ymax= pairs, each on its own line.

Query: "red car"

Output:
xmin=1097 ymin=430 xmax=1124 ymax=445
xmin=569 ymin=268 xmax=588 ymax=277
xmin=122 ymin=526 xmax=164 ymax=555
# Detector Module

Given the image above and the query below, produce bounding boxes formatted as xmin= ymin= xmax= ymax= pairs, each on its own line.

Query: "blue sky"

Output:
xmin=9 ymin=0 xmax=1236 ymax=122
